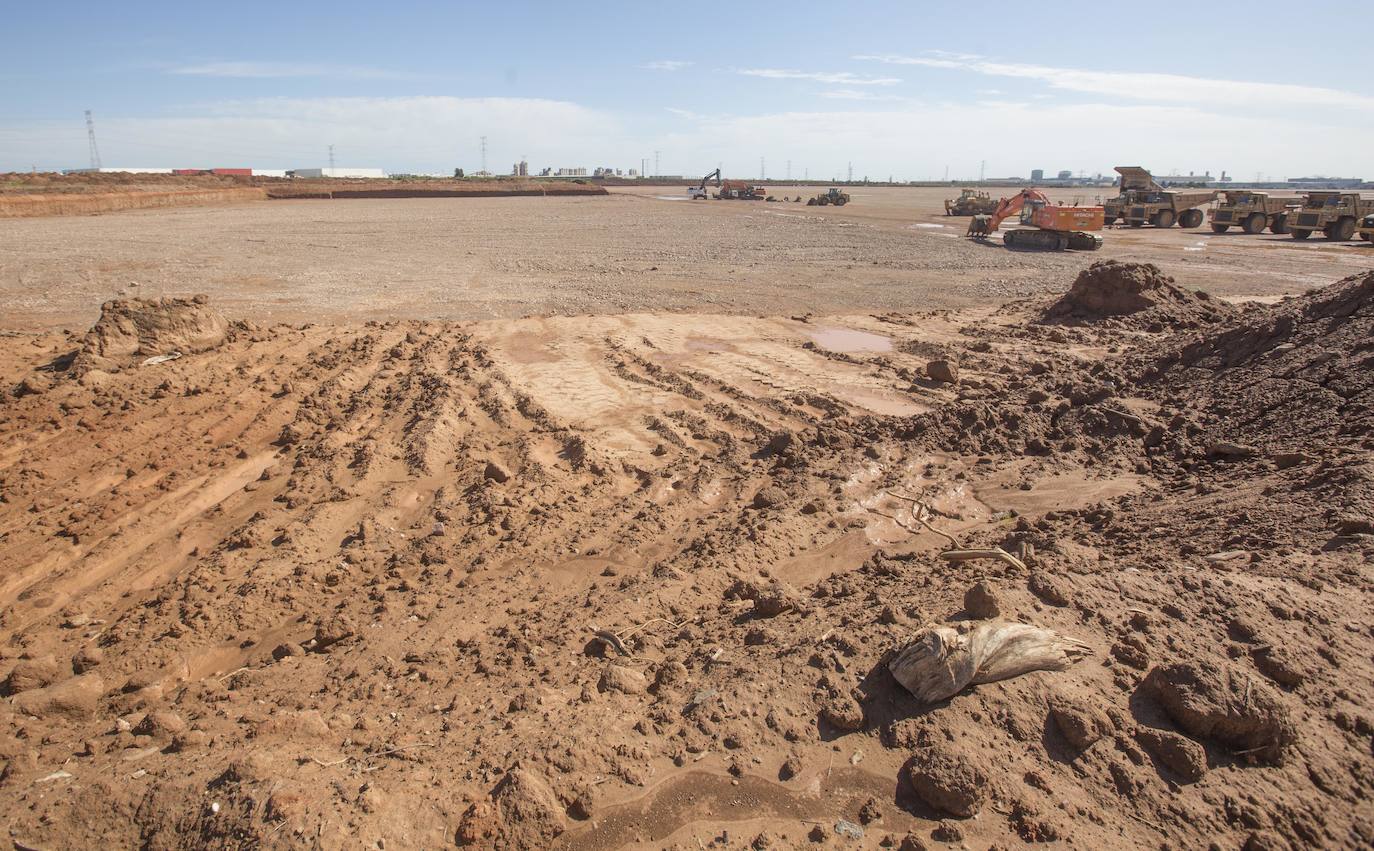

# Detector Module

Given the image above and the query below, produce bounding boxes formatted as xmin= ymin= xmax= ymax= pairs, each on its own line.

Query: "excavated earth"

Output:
xmin=0 ymin=266 xmax=1371 ymax=850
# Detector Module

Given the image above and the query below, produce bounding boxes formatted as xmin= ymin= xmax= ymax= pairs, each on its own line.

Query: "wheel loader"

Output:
xmin=944 ymin=188 xmax=998 ymax=216
xmin=1285 ymin=191 xmax=1374 ymax=241
xmin=1102 ymin=166 xmax=1215 ymax=228
xmin=1209 ymin=190 xmax=1300 ymax=234
xmin=806 ymin=188 xmax=850 ymax=207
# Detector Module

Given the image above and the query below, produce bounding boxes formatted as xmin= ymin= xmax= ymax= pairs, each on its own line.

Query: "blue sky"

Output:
xmin=2 ymin=0 xmax=1370 ymax=179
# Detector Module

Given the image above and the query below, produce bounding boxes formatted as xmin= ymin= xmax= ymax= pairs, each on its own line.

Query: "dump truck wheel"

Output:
xmin=1182 ymin=209 xmax=1205 ymax=228
xmin=1243 ymin=213 xmax=1266 ymax=235
xmin=1326 ymin=218 xmax=1356 ymax=241
xmin=1270 ymin=214 xmax=1288 ymax=235
xmin=1211 ymin=224 xmax=1229 ymax=234
xmin=1154 ymin=210 xmax=1176 ymax=228
xmin=1290 ymin=229 xmax=1311 ymax=240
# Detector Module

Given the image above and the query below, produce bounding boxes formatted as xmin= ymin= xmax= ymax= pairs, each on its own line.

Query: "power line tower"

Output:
xmin=328 ymin=144 xmax=335 ymax=172
xmin=654 ymin=150 xmax=660 ymax=177
xmin=480 ymin=136 xmax=487 ymax=174
xmin=85 ymin=110 xmax=102 ymax=169
xmin=759 ymin=156 xmax=765 ymax=180
xmin=979 ymin=160 xmax=986 ymax=182
xmin=846 ymin=162 xmax=853 ymax=183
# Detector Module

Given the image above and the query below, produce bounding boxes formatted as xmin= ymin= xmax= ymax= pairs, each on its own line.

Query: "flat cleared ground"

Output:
xmin=2 ymin=186 xmax=1369 ymax=329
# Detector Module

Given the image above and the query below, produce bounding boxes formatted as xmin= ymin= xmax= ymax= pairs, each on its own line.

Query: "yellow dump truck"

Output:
xmin=1209 ymin=190 xmax=1300 ymax=234
xmin=1359 ymin=212 xmax=1373 ymax=242
xmin=1287 ymin=192 xmax=1374 ymax=241
xmin=1102 ymin=166 xmax=1215 ymax=228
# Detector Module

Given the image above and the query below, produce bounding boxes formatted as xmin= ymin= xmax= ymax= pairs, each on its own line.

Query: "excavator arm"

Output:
xmin=699 ymin=168 xmax=722 ymax=190
xmin=987 ymin=188 xmax=1050 ymax=230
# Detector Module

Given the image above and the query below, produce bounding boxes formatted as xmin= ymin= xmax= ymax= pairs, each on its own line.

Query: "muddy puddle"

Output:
xmin=808 ymin=326 xmax=892 ymax=353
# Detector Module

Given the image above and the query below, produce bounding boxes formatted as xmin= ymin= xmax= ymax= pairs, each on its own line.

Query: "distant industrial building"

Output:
xmin=593 ymin=167 xmax=623 ymax=177
xmin=1030 ymin=169 xmax=1044 ymax=182
xmin=1287 ymin=176 xmax=1363 ymax=189
xmin=512 ymin=160 xmax=528 ymax=177
xmin=288 ymin=168 xmax=385 ymax=179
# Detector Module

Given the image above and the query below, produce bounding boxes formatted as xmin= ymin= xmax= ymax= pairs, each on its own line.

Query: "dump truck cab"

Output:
xmin=1287 ymin=192 xmax=1374 ymax=241
xmin=1209 ymin=190 xmax=1299 ymax=235
xmin=1359 ymin=212 xmax=1374 ymax=242
xmin=1102 ymin=166 xmax=1214 ymax=228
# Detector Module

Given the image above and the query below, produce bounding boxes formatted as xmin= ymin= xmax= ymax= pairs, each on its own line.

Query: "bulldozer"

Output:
xmin=1209 ymin=190 xmax=1299 ymax=234
xmin=1285 ymin=191 xmax=1374 ymax=241
xmin=967 ymin=189 xmax=1103 ymax=251
xmin=944 ymin=188 xmax=998 ymax=216
xmin=1102 ymin=167 xmax=1215 ymax=228
xmin=806 ymin=188 xmax=850 ymax=207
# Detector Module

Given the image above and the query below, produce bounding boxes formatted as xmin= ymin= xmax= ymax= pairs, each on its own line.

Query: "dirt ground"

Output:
xmin=3 ymin=187 xmax=1370 ymax=331
xmin=0 ymin=192 xmax=1371 ymax=850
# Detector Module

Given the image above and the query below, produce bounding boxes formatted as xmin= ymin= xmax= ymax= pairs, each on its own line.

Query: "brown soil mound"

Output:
xmin=1042 ymin=260 xmax=1236 ymax=329
xmin=73 ymin=295 xmax=229 ymax=372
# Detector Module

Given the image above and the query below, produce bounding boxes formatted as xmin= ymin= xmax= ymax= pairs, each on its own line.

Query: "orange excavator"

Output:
xmin=967 ymin=189 xmax=1104 ymax=250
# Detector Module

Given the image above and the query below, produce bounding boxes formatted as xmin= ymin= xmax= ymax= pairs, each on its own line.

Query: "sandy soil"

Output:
xmin=0 ymin=191 xmax=1371 ymax=850
xmin=3 ymin=188 xmax=1370 ymax=330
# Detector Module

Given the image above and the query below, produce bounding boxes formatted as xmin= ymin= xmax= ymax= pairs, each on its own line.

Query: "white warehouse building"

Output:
xmin=288 ymin=167 xmax=385 ymax=179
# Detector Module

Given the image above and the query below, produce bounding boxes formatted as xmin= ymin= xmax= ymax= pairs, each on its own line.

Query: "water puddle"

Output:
xmin=653 ymin=195 xmax=690 ymax=201
xmin=808 ymin=326 xmax=892 ymax=353
xmin=908 ymin=222 xmax=946 ymax=229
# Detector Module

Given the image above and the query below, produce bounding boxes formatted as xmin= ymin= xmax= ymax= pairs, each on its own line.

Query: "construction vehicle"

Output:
xmin=944 ymin=188 xmax=998 ymax=216
xmin=806 ymin=188 xmax=850 ymax=207
xmin=716 ymin=179 xmax=766 ymax=200
xmin=1360 ymin=212 xmax=1374 ymax=242
xmin=687 ymin=168 xmax=721 ymax=200
xmin=1102 ymin=166 xmax=1215 ymax=228
xmin=1209 ymin=190 xmax=1300 ymax=234
xmin=1285 ymin=191 xmax=1374 ymax=241
xmin=967 ymin=188 xmax=1104 ymax=250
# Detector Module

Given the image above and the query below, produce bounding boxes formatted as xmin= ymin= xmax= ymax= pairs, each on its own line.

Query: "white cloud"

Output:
xmin=817 ymin=89 xmax=906 ymax=102
xmin=855 ymin=53 xmax=1374 ymax=110
xmin=170 ymin=61 xmax=416 ymax=80
xmin=737 ymin=68 xmax=901 ymax=86
xmin=665 ymin=107 xmax=705 ymax=119
xmin=643 ymin=60 xmax=692 ymax=72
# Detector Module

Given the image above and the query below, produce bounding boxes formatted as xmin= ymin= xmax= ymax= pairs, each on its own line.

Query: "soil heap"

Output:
xmin=72 ymin=295 xmax=228 ymax=373
xmin=1042 ymin=260 xmax=1237 ymax=329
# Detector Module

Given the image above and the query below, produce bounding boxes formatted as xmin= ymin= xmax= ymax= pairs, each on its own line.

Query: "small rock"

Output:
xmin=1049 ymin=696 xmax=1112 ymax=751
xmin=925 ymin=360 xmax=959 ymax=384
xmin=71 ymin=645 xmax=104 ymax=674
xmin=1027 ymin=573 xmax=1070 ymax=607
xmin=906 ymin=743 xmax=988 ymax=818
xmin=931 ymin=820 xmax=964 ymax=842
xmin=12 ymin=674 xmax=104 ymax=720
xmin=488 ymin=768 xmax=565 ymax=844
xmin=858 ymin=796 xmax=882 ymax=824
xmin=170 ymin=729 xmax=210 ymax=752
xmin=598 ymin=665 xmax=647 ymax=695
xmin=1135 ymin=727 xmax=1207 ymax=782
xmin=1335 ymin=516 xmax=1373 ymax=536
xmin=483 ymin=461 xmax=511 ymax=483
xmin=834 ymin=820 xmax=864 ymax=840
xmin=779 ymin=754 xmax=802 ymax=780
xmin=1252 ymin=646 xmax=1306 ymax=689
xmin=271 ymin=643 xmax=307 ymax=661
xmin=820 ymin=694 xmax=865 ymax=732
xmin=1208 ymin=441 xmax=1256 ymax=459
xmin=135 ymin=710 xmax=187 ymax=739
xmin=751 ymin=486 xmax=787 ymax=510
xmin=312 ymin=614 xmax=357 ymax=650
xmin=962 ymin=581 xmax=1000 ymax=619
xmin=3 ymin=655 xmax=63 ymax=694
